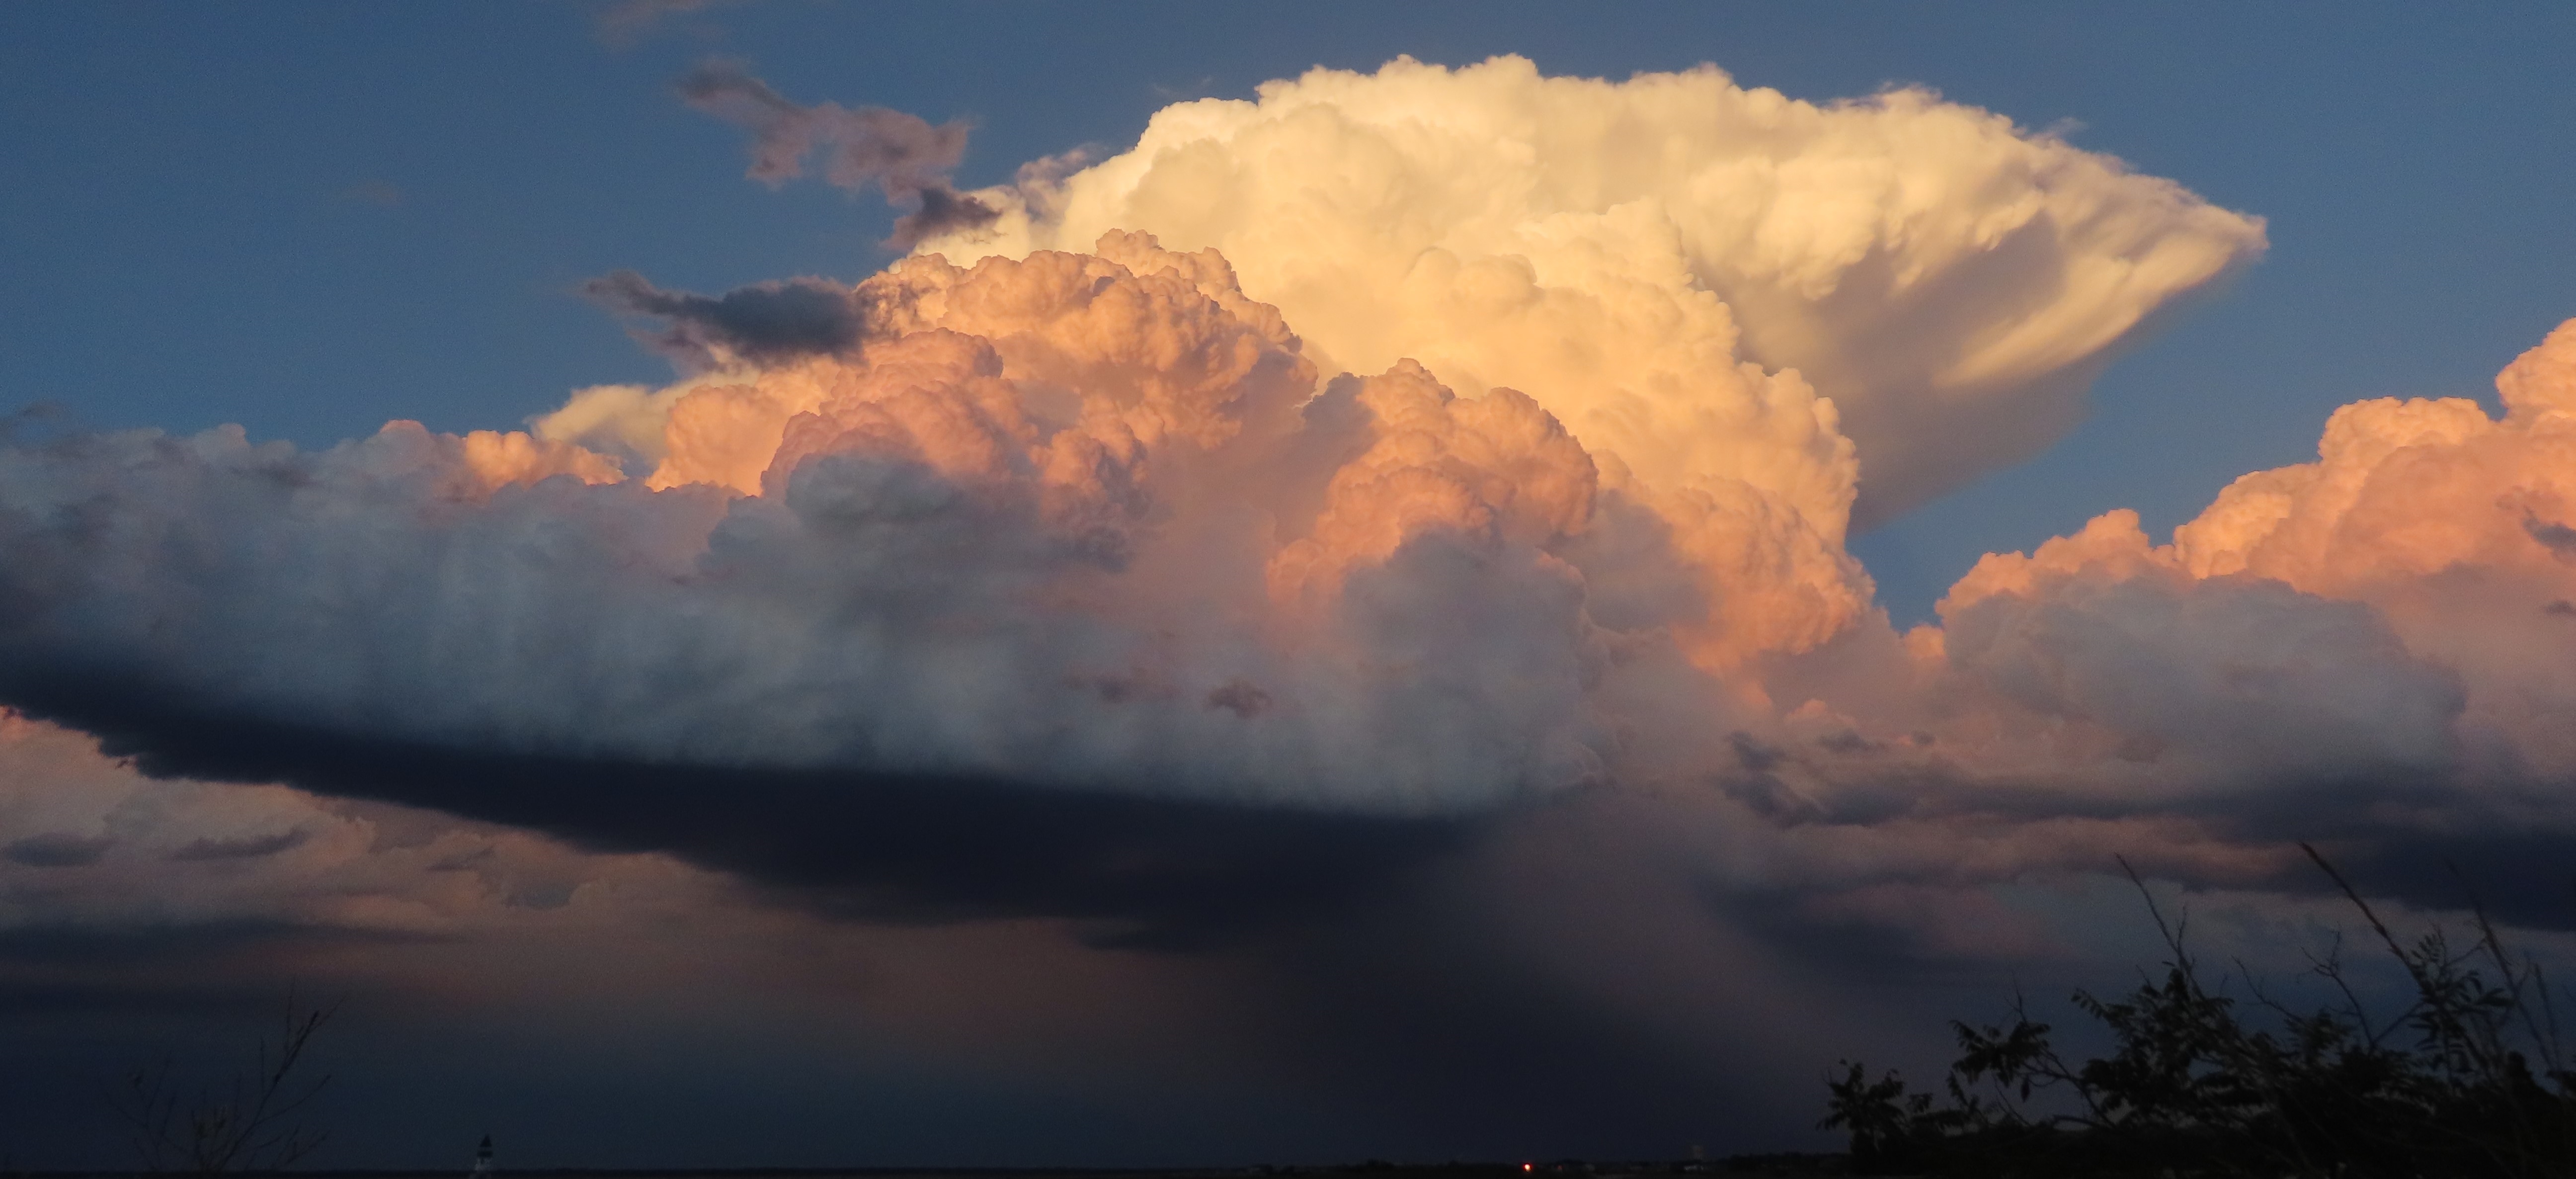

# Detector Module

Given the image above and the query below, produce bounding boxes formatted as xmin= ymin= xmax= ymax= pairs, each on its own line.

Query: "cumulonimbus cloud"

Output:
xmin=920 ymin=55 xmax=2268 ymax=529
xmin=0 ymin=56 xmax=2567 ymax=949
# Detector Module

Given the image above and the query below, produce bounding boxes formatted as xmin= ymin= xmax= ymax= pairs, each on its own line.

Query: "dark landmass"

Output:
xmin=3 ymin=1160 xmax=1852 ymax=1179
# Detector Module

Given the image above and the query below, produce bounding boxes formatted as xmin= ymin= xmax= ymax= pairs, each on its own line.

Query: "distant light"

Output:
xmin=1522 ymin=1167 xmax=1532 ymax=1173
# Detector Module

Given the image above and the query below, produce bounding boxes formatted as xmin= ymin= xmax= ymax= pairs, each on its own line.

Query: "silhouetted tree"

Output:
xmin=109 ymin=989 xmax=338 ymax=1173
xmin=1822 ymin=847 xmax=2576 ymax=1178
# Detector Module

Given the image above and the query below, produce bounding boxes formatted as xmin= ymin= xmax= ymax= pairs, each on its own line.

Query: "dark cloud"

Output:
xmin=581 ymin=269 xmax=863 ymax=370
xmin=0 ymin=703 xmax=1890 ymax=1162
xmin=168 ymin=827 xmax=310 ymax=862
xmin=2118 ymin=786 xmax=2576 ymax=931
xmin=893 ymin=182 xmax=1005 ymax=249
xmin=4 ymin=832 xmax=111 ymax=867
xmin=2527 ymin=513 xmax=2576 ymax=558
xmin=676 ymin=60 xmax=1001 ymax=248
xmin=1 ymin=680 xmax=1472 ymax=950
xmin=2244 ymin=809 xmax=2576 ymax=932
xmin=20 ymin=681 xmax=2556 ymax=1162
xmin=1697 ymin=716 xmax=2576 ymax=934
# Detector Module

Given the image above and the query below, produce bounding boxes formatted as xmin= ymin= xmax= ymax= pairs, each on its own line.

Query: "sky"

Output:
xmin=1 ymin=1 xmax=2574 ymax=1169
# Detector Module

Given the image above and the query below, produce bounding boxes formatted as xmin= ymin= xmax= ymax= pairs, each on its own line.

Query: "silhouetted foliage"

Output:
xmin=1822 ymin=846 xmax=2576 ymax=1177
xmin=108 ymin=989 xmax=337 ymax=1173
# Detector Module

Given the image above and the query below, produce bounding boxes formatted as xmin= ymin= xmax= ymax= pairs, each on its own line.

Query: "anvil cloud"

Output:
xmin=929 ymin=56 xmax=2269 ymax=528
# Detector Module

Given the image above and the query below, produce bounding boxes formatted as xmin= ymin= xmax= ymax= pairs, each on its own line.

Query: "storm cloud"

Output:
xmin=6 ymin=53 xmax=2576 ymax=1166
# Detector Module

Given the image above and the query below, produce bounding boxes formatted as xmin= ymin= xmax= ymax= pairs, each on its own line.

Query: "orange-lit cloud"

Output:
xmin=1904 ymin=321 xmax=2576 ymax=807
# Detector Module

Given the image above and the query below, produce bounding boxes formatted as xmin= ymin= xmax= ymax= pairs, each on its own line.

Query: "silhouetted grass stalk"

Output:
xmin=109 ymin=988 xmax=337 ymax=1173
xmin=1821 ymin=845 xmax=2576 ymax=1178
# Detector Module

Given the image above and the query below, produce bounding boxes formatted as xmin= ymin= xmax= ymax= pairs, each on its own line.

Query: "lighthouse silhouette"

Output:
xmin=471 ymin=1134 xmax=493 ymax=1177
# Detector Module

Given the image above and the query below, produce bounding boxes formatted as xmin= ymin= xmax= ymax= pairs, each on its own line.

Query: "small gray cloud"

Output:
xmin=582 ymin=269 xmax=862 ymax=370
xmin=675 ymin=60 xmax=1000 ymax=248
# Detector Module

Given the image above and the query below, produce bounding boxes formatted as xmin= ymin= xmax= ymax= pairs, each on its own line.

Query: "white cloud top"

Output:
xmin=925 ymin=55 xmax=2266 ymax=527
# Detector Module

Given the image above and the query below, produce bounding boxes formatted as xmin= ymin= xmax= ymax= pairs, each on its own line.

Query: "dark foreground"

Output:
xmin=9 ymin=1161 xmax=1853 ymax=1179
